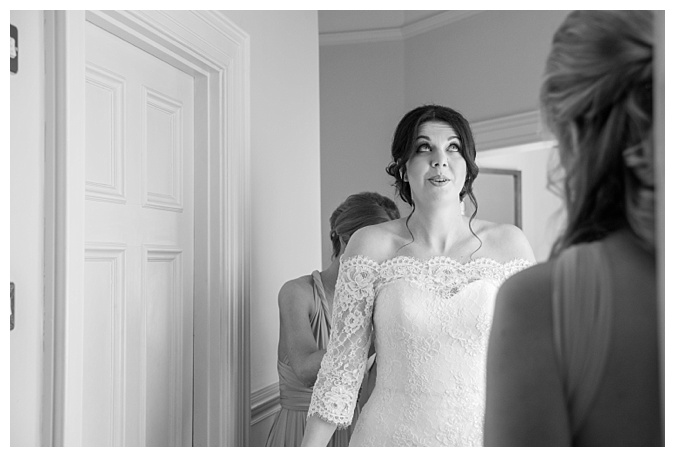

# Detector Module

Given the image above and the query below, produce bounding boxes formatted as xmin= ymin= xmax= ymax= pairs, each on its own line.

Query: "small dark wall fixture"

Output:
xmin=10 ymin=24 xmax=18 ymax=74
xmin=10 ymin=282 xmax=15 ymax=331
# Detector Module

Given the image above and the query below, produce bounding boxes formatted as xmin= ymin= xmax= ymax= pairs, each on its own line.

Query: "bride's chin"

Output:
xmin=425 ymin=190 xmax=461 ymax=203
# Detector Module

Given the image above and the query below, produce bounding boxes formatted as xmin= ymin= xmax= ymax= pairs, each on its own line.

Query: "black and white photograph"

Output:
xmin=9 ymin=5 xmax=667 ymax=448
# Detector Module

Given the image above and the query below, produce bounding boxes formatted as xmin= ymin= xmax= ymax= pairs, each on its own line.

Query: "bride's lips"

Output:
xmin=428 ymin=174 xmax=451 ymax=186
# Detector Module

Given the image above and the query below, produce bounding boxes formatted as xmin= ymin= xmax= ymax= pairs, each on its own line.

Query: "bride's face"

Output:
xmin=405 ymin=121 xmax=467 ymax=206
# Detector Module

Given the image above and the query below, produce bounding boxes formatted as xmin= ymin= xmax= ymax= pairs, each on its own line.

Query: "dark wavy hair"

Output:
xmin=542 ymin=11 xmax=654 ymax=256
xmin=329 ymin=192 xmax=400 ymax=259
xmin=385 ymin=105 xmax=481 ymax=250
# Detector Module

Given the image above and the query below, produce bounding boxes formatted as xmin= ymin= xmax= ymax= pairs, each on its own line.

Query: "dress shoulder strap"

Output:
xmin=310 ymin=271 xmax=332 ymax=351
xmin=551 ymin=241 xmax=613 ymax=435
xmin=311 ymin=270 xmax=330 ymax=321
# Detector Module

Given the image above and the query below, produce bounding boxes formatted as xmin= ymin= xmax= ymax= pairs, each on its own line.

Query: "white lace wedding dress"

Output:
xmin=307 ymin=255 xmax=532 ymax=446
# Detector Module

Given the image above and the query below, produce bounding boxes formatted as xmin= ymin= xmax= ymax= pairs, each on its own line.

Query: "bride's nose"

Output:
xmin=432 ymin=153 xmax=448 ymax=168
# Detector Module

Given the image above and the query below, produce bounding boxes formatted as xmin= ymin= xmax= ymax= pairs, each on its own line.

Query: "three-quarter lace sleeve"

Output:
xmin=307 ymin=255 xmax=379 ymax=428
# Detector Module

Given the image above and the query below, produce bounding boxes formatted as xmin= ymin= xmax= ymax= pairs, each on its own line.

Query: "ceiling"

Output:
xmin=318 ymin=10 xmax=447 ymax=34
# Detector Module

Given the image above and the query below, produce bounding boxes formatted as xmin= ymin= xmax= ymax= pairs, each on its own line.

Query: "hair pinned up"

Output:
xmin=542 ymin=10 xmax=654 ymax=255
xmin=385 ymin=104 xmax=482 ymax=254
xmin=386 ymin=104 xmax=479 ymax=208
xmin=329 ymin=192 xmax=400 ymax=259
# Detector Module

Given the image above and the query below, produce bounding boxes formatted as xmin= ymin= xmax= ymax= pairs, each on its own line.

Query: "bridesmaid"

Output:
xmin=485 ymin=10 xmax=661 ymax=446
xmin=265 ymin=192 xmax=399 ymax=446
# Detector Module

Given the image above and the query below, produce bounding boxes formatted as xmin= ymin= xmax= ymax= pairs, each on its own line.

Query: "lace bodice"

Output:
xmin=307 ymin=255 xmax=532 ymax=446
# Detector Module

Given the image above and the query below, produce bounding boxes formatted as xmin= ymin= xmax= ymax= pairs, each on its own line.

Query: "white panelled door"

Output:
xmin=83 ymin=21 xmax=194 ymax=446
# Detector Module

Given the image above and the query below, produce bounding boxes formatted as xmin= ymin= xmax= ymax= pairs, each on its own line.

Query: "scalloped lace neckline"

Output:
xmin=343 ymin=254 xmax=531 ymax=268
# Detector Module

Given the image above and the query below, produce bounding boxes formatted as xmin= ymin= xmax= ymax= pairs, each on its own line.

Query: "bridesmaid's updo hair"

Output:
xmin=329 ymin=192 xmax=400 ymax=259
xmin=542 ymin=10 xmax=655 ymax=255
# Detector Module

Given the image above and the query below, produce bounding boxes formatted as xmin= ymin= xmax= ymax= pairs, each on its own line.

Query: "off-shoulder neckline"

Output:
xmin=340 ymin=254 xmax=533 ymax=268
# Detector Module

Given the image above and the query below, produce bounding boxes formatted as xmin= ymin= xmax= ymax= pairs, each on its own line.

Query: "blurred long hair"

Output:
xmin=542 ymin=10 xmax=654 ymax=256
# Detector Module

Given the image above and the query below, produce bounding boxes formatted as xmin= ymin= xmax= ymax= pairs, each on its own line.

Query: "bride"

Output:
xmin=301 ymin=104 xmax=536 ymax=446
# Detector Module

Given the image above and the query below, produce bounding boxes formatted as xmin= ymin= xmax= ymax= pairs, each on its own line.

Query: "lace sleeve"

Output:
xmin=307 ymin=255 xmax=379 ymax=428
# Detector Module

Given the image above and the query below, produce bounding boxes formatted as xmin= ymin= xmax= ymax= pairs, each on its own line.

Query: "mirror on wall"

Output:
xmin=465 ymin=168 xmax=522 ymax=229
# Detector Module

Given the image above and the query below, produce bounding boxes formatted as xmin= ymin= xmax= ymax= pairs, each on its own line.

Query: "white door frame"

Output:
xmin=43 ymin=10 xmax=251 ymax=446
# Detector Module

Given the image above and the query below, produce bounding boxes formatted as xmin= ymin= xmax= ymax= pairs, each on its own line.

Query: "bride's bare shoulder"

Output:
xmin=473 ymin=218 xmax=535 ymax=263
xmin=343 ymin=218 xmax=409 ymax=263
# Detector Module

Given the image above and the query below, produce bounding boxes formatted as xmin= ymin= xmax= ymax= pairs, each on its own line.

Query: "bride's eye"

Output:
xmin=416 ymin=143 xmax=431 ymax=153
xmin=447 ymin=143 xmax=461 ymax=153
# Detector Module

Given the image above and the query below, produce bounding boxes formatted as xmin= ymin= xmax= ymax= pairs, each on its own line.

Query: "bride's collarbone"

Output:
xmin=392 ymin=234 xmax=485 ymax=263
xmin=389 ymin=248 xmax=470 ymax=264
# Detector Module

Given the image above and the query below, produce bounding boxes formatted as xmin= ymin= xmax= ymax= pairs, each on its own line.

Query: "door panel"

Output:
xmin=84 ymin=21 xmax=194 ymax=446
xmin=82 ymin=245 xmax=126 ymax=446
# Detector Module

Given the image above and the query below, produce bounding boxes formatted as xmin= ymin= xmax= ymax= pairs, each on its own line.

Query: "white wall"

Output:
xmin=217 ymin=11 xmax=322 ymax=443
xmin=319 ymin=11 xmax=571 ymax=265
xmin=404 ymin=11 xmax=571 ymax=121
xmin=319 ymin=40 xmax=406 ymax=267
xmin=10 ymin=10 xmax=45 ymax=447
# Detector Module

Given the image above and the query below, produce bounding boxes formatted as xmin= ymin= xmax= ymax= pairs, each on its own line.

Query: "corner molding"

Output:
xmin=472 ymin=110 xmax=555 ymax=153
xmin=251 ymin=383 xmax=281 ymax=426
xmin=320 ymin=10 xmax=482 ymax=46
xmin=320 ymin=27 xmax=402 ymax=46
xmin=401 ymin=10 xmax=482 ymax=40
